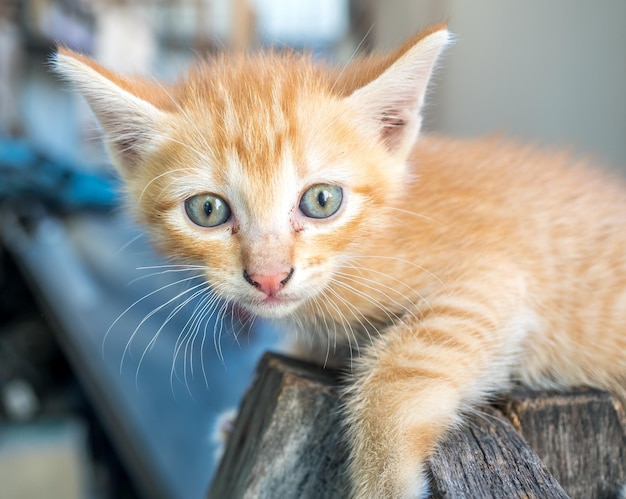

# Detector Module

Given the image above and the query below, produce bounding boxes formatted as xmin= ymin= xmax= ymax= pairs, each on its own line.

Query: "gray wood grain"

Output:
xmin=502 ymin=389 xmax=626 ymax=499
xmin=428 ymin=406 xmax=568 ymax=498
xmin=209 ymin=353 xmax=622 ymax=498
xmin=209 ymin=354 xmax=349 ymax=498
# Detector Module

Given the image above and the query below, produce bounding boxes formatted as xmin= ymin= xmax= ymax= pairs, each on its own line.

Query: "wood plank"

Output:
xmin=502 ymin=389 xmax=626 ymax=499
xmin=209 ymin=353 xmax=571 ymax=498
xmin=428 ymin=406 xmax=568 ymax=498
xmin=208 ymin=353 xmax=348 ymax=498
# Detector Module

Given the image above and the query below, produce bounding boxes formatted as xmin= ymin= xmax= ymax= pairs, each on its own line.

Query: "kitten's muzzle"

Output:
xmin=243 ymin=268 xmax=294 ymax=297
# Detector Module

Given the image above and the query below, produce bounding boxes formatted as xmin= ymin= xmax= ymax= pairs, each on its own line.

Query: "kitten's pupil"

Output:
xmin=204 ymin=200 xmax=213 ymax=217
xmin=318 ymin=190 xmax=329 ymax=207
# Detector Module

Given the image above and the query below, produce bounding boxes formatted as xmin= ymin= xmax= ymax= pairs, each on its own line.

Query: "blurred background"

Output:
xmin=0 ymin=1 xmax=624 ymax=498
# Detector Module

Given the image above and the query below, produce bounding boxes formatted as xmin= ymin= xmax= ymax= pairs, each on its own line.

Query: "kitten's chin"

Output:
xmin=239 ymin=296 xmax=302 ymax=319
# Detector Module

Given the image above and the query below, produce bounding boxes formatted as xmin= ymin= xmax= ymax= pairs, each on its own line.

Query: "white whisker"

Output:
xmin=136 ymin=264 xmax=209 ymax=270
xmin=105 ymin=273 xmax=209 ymax=357
xmin=316 ymin=291 xmax=360 ymax=366
xmin=198 ymin=292 xmax=228 ymax=388
xmin=332 ymin=270 xmax=405 ymax=325
xmin=334 ymin=266 xmax=426 ymax=325
xmin=135 ymin=284 xmax=212 ymax=388
xmin=172 ymin=285 xmax=225 ymax=390
xmin=386 ymin=206 xmax=445 ymax=227
xmin=192 ymin=288 xmax=226 ymax=385
xmin=312 ymin=296 xmax=336 ymax=367
xmin=137 ymin=165 xmax=196 ymax=205
xmin=127 ymin=267 xmax=205 ymax=286
xmin=354 ymin=255 xmax=447 ymax=290
xmin=214 ymin=300 xmax=231 ymax=367
xmin=326 ymin=284 xmax=380 ymax=348
xmin=334 ymin=263 xmax=437 ymax=344
xmin=330 ymin=23 xmax=375 ymax=94
xmin=121 ymin=279 xmax=209 ymax=374
xmin=114 ymin=233 xmax=145 ymax=257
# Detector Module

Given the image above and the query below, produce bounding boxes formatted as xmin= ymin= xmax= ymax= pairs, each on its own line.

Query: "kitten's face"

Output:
xmin=138 ymin=73 xmax=402 ymax=319
xmin=53 ymin=27 xmax=449 ymax=319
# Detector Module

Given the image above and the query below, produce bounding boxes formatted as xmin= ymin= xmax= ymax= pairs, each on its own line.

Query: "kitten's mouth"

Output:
xmin=260 ymin=295 xmax=289 ymax=306
xmin=240 ymin=294 xmax=301 ymax=318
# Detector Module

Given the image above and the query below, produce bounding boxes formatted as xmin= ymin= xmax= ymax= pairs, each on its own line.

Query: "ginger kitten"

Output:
xmin=54 ymin=25 xmax=626 ymax=497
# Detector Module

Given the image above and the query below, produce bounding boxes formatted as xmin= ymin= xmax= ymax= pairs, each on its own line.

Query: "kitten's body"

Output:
xmin=305 ymin=135 xmax=626 ymax=392
xmin=54 ymin=26 xmax=625 ymax=497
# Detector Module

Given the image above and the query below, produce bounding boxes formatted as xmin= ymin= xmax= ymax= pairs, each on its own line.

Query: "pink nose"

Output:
xmin=244 ymin=268 xmax=294 ymax=296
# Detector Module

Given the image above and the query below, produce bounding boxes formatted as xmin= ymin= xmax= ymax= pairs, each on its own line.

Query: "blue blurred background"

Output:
xmin=0 ymin=1 xmax=624 ymax=499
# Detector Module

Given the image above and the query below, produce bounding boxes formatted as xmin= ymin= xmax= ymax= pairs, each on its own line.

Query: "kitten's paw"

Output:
xmin=350 ymin=465 xmax=430 ymax=499
xmin=211 ymin=407 xmax=238 ymax=461
xmin=349 ymin=447 xmax=430 ymax=499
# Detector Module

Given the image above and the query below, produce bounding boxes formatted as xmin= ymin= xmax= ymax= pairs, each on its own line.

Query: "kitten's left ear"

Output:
xmin=52 ymin=48 xmax=172 ymax=175
xmin=347 ymin=26 xmax=451 ymax=157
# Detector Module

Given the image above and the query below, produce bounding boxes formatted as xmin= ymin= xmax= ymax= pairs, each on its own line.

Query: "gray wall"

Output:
xmin=367 ymin=0 xmax=626 ymax=169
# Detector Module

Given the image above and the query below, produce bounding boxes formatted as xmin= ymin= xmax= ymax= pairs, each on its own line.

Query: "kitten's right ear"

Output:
xmin=52 ymin=48 xmax=171 ymax=174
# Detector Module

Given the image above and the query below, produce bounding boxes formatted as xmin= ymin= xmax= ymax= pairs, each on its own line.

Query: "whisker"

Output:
xmin=120 ymin=279 xmax=209 ymax=373
xmin=352 ymin=255 xmax=447 ymax=290
xmin=191 ymin=288 xmax=226 ymax=386
xmin=136 ymin=263 xmax=209 ymax=271
xmin=300 ymin=295 xmax=334 ymax=367
xmin=137 ymin=165 xmax=196 ymax=204
xmin=312 ymin=296 xmax=336 ymax=368
xmin=229 ymin=305 xmax=254 ymax=346
xmin=325 ymin=284 xmax=380 ymax=348
xmin=135 ymin=284 xmax=212 ymax=389
xmin=228 ymin=306 xmax=242 ymax=345
xmin=333 ymin=267 xmax=426 ymax=325
xmin=316 ymin=291 xmax=360 ymax=366
xmin=313 ymin=297 xmax=344 ymax=367
xmin=127 ymin=267 xmax=205 ymax=286
xmin=334 ymin=263 xmax=436 ymax=344
xmin=171 ymin=284 xmax=225 ymax=386
xmin=114 ymin=232 xmax=145 ymax=257
xmin=330 ymin=23 xmax=375 ymax=94
xmin=214 ymin=300 xmax=231 ymax=367
xmin=104 ymin=273 xmax=209 ymax=357
xmin=385 ymin=206 xmax=445 ymax=227
xmin=331 ymin=271 xmax=405 ymax=325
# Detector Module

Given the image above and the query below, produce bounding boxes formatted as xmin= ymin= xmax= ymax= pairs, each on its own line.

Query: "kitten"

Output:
xmin=53 ymin=24 xmax=626 ymax=498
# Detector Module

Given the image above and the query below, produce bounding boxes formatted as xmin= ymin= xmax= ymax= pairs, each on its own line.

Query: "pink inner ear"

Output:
xmin=382 ymin=112 xmax=407 ymax=129
xmin=379 ymin=106 xmax=411 ymax=150
xmin=345 ymin=28 xmax=449 ymax=155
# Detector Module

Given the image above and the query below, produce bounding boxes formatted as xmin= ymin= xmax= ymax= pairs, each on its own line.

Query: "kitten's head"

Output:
xmin=53 ymin=25 xmax=449 ymax=319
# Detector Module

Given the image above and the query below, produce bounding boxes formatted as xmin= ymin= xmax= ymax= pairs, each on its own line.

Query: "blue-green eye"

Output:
xmin=184 ymin=193 xmax=231 ymax=227
xmin=299 ymin=184 xmax=343 ymax=219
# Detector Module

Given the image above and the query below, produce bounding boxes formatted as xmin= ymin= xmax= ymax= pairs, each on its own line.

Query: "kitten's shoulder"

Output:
xmin=410 ymin=134 xmax=626 ymax=209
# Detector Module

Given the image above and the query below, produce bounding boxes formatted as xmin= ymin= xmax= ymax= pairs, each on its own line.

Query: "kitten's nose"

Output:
xmin=243 ymin=268 xmax=294 ymax=296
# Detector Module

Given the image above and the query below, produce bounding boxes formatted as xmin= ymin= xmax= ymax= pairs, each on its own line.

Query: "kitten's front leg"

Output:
xmin=344 ymin=276 xmax=531 ymax=498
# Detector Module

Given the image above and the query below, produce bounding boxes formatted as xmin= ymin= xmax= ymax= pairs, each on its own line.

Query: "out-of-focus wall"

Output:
xmin=6 ymin=1 xmax=625 ymax=169
xmin=366 ymin=0 xmax=626 ymax=169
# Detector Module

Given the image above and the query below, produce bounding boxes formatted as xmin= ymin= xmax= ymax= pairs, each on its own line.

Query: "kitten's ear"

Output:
xmin=52 ymin=48 xmax=171 ymax=173
xmin=347 ymin=26 xmax=450 ymax=156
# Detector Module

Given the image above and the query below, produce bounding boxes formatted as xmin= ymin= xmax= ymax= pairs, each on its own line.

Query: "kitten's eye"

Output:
xmin=299 ymin=184 xmax=343 ymax=219
xmin=184 ymin=193 xmax=231 ymax=227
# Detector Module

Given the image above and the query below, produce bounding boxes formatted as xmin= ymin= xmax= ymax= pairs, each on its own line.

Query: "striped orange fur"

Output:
xmin=54 ymin=25 xmax=625 ymax=497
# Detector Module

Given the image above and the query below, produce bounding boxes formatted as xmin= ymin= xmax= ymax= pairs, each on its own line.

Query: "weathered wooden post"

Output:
xmin=209 ymin=353 xmax=625 ymax=498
